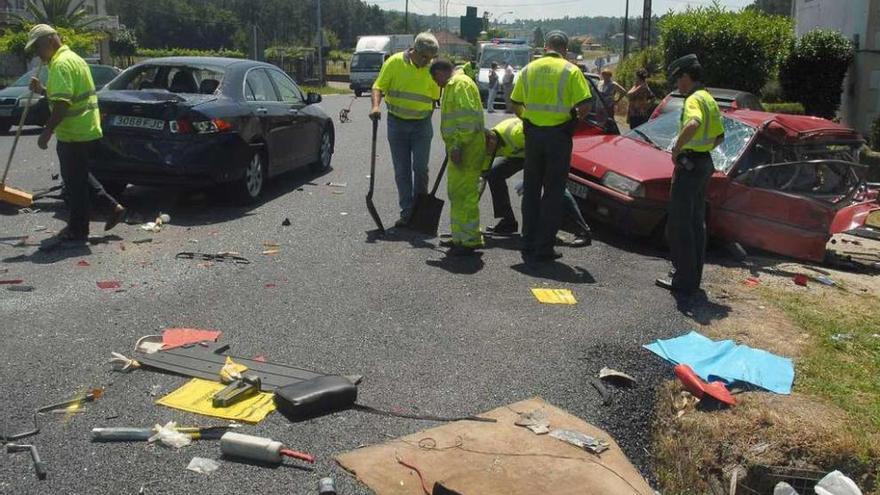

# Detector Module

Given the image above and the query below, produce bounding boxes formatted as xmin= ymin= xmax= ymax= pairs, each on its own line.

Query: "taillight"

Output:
xmin=170 ymin=118 xmax=232 ymax=134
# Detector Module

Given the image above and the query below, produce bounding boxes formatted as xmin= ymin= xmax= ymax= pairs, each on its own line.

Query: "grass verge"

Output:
xmin=303 ymin=85 xmax=351 ymax=96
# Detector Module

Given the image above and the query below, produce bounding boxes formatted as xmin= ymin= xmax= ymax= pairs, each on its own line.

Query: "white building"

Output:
xmin=793 ymin=0 xmax=880 ymax=135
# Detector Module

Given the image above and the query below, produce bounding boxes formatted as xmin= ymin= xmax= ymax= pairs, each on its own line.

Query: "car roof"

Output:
xmin=668 ymin=87 xmax=756 ymax=100
xmin=138 ymin=56 xmax=260 ymax=68
xmin=727 ymin=109 xmax=863 ymax=142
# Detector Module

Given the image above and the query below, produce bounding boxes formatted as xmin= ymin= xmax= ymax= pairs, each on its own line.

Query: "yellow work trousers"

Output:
xmin=447 ymin=135 xmax=485 ymax=248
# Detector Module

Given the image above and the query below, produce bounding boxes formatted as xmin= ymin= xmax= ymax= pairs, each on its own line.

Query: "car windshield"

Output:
xmin=11 ymin=67 xmax=48 ymax=87
xmin=107 ymin=64 xmax=226 ymax=94
xmin=479 ymin=47 xmax=531 ymax=69
xmin=627 ymin=111 xmax=757 ymax=173
xmin=90 ymin=66 xmax=119 ymax=88
xmin=351 ymin=53 xmax=384 ymax=72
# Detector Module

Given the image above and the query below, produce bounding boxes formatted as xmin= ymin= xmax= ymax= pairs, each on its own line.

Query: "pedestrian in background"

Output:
xmin=626 ymin=68 xmax=655 ymax=129
xmin=502 ymin=62 xmax=515 ymax=113
xmin=598 ymin=69 xmax=626 ymax=116
xmin=26 ymin=24 xmax=124 ymax=245
xmin=430 ymin=60 xmax=485 ymax=256
xmin=370 ymin=32 xmax=441 ymax=228
xmin=510 ymin=30 xmax=592 ymax=262
xmin=487 ymin=62 xmax=499 ymax=113
xmin=656 ymin=54 xmax=725 ymax=295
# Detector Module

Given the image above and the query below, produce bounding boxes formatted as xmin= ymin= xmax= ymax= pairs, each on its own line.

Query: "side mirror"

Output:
xmin=306 ymin=92 xmax=322 ymax=105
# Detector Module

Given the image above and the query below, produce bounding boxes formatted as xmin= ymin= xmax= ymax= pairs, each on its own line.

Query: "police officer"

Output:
xmin=26 ymin=24 xmax=121 ymax=245
xmin=430 ymin=60 xmax=485 ymax=256
xmin=655 ymin=54 xmax=725 ymax=294
xmin=509 ymin=30 xmax=592 ymax=262
xmin=483 ymin=117 xmax=591 ymax=247
xmin=370 ymin=33 xmax=441 ymax=227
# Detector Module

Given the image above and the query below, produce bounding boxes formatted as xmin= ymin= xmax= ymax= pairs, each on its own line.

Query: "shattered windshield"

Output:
xmin=627 ymin=112 xmax=756 ymax=173
xmin=479 ymin=47 xmax=531 ymax=69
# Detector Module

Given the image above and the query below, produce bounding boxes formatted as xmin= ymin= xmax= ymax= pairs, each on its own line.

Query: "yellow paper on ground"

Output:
xmin=531 ymin=288 xmax=577 ymax=305
xmin=156 ymin=378 xmax=275 ymax=424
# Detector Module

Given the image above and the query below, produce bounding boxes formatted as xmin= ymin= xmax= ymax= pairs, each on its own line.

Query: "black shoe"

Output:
xmin=446 ymin=245 xmax=477 ymax=256
xmin=104 ymin=206 xmax=126 ymax=232
xmin=534 ymin=250 xmax=563 ymax=262
xmin=394 ymin=217 xmax=409 ymax=229
xmin=570 ymin=233 xmax=592 ymax=248
xmin=486 ymin=218 xmax=518 ymax=235
xmin=655 ymin=278 xmax=697 ymax=295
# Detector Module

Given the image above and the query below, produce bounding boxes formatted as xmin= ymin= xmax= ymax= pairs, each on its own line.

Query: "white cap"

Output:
xmin=25 ymin=24 xmax=58 ymax=51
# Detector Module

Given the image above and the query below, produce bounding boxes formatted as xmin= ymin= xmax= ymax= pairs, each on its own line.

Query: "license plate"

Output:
xmin=0 ymin=107 xmax=13 ymax=117
xmin=113 ymin=115 xmax=164 ymax=131
xmin=568 ymin=180 xmax=590 ymax=199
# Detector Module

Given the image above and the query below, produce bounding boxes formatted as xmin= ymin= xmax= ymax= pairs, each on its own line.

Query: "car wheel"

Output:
xmin=0 ymin=119 xmax=11 ymax=134
xmin=232 ymin=150 xmax=266 ymax=203
xmin=310 ymin=127 xmax=333 ymax=173
xmin=354 ymin=89 xmax=362 ymax=97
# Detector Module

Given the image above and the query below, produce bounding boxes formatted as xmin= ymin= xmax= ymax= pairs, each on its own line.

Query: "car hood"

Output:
xmin=571 ymin=134 xmax=674 ymax=183
xmin=0 ymin=86 xmax=28 ymax=99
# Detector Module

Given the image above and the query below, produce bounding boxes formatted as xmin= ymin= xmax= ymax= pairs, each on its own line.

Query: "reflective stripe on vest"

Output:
xmin=522 ymin=64 xmax=574 ymax=115
xmin=66 ymin=102 xmax=99 ymax=118
xmin=386 ymin=89 xmax=435 ymax=105
xmin=386 ymin=102 xmax=433 ymax=120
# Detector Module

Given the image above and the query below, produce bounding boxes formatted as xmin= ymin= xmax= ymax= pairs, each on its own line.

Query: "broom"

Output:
xmin=0 ymin=75 xmax=37 ymax=208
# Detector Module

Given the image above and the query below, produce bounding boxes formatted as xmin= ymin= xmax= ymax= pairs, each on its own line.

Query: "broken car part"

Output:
xmin=220 ymin=432 xmax=315 ymax=465
xmin=6 ymin=443 xmax=46 ymax=480
xmin=598 ymin=367 xmax=637 ymax=386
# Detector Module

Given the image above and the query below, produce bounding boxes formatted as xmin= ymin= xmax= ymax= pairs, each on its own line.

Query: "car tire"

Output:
xmin=232 ymin=149 xmax=267 ymax=204
xmin=309 ymin=126 xmax=333 ymax=173
xmin=0 ymin=119 xmax=11 ymax=134
xmin=354 ymin=89 xmax=362 ymax=97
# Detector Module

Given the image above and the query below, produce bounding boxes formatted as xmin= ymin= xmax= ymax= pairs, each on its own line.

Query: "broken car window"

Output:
xmin=107 ymin=65 xmax=226 ymax=92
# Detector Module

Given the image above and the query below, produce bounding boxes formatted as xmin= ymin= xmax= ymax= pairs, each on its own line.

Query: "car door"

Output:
xmin=243 ymin=68 xmax=296 ymax=175
xmin=266 ymin=69 xmax=318 ymax=167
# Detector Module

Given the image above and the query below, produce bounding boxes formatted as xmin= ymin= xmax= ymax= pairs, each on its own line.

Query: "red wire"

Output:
xmin=397 ymin=457 xmax=432 ymax=495
xmin=280 ymin=448 xmax=316 ymax=463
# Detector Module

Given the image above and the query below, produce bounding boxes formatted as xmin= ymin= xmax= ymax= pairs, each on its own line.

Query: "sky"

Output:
xmin=365 ymin=0 xmax=756 ymax=22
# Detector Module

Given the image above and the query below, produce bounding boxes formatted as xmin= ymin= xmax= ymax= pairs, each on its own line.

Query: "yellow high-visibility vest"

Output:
xmin=440 ymin=72 xmax=483 ymax=148
xmin=680 ymin=88 xmax=724 ymax=152
xmin=46 ymin=45 xmax=102 ymax=142
xmin=509 ymin=52 xmax=592 ymax=127
xmin=373 ymin=51 xmax=440 ymax=120
xmin=492 ymin=117 xmax=525 ymax=159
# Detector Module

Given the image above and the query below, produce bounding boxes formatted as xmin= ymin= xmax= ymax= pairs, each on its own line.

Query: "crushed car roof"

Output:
xmin=729 ymin=110 xmax=863 ymax=143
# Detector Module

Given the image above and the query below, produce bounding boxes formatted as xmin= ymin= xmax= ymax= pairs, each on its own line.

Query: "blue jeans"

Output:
xmin=387 ymin=114 xmax=433 ymax=219
xmin=487 ymin=85 xmax=498 ymax=112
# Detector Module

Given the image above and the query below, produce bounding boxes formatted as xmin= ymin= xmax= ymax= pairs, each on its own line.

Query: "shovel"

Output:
xmin=365 ymin=118 xmax=385 ymax=234
xmin=0 ymin=83 xmax=37 ymax=208
xmin=408 ymin=155 xmax=449 ymax=236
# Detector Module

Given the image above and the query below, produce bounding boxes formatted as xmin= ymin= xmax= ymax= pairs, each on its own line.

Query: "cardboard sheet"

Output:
xmin=156 ymin=378 xmax=275 ymax=424
xmin=531 ymin=288 xmax=577 ymax=305
xmin=336 ymin=398 xmax=653 ymax=495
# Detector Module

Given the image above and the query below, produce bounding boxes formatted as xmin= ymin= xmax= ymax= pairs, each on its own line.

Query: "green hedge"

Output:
xmin=660 ymin=5 xmax=793 ymax=95
xmin=779 ymin=29 xmax=854 ymax=119
xmin=136 ymin=48 xmax=245 ymax=59
xmin=615 ymin=45 xmax=665 ymax=89
xmin=871 ymin=117 xmax=880 ymax=151
xmin=763 ymin=102 xmax=805 ymax=115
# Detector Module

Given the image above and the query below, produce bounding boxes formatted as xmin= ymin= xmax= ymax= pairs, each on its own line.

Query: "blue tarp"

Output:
xmin=644 ymin=331 xmax=794 ymax=394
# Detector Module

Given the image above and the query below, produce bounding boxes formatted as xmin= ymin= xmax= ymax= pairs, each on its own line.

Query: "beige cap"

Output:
xmin=25 ymin=24 xmax=58 ymax=51
xmin=413 ymin=32 xmax=439 ymax=57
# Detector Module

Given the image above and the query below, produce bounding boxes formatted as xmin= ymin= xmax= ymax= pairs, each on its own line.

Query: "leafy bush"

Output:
xmin=136 ymin=47 xmax=245 ymax=59
xmin=763 ymin=102 xmax=805 ymax=114
xmin=871 ymin=116 xmax=880 ymax=151
xmin=615 ymin=45 xmax=665 ymax=88
xmin=110 ymin=28 xmax=139 ymax=58
xmin=0 ymin=25 xmax=105 ymax=63
xmin=779 ymin=29 xmax=854 ymax=119
xmin=761 ymin=79 xmax=784 ymax=102
xmin=263 ymin=46 xmax=313 ymax=60
xmin=660 ymin=5 xmax=793 ymax=95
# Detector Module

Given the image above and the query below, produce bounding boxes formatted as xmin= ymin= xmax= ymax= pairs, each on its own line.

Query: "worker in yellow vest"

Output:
xmin=462 ymin=58 xmax=479 ymax=82
xmin=510 ymin=30 xmax=592 ymax=263
xmin=370 ymin=33 xmax=441 ymax=227
xmin=483 ymin=117 xmax=591 ymax=247
xmin=655 ymin=54 xmax=725 ymax=295
xmin=26 ymin=24 xmax=125 ymax=246
xmin=429 ymin=60 xmax=485 ymax=256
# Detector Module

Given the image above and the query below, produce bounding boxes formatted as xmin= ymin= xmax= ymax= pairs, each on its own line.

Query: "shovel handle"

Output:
xmin=2 ymin=65 xmax=41 ymax=185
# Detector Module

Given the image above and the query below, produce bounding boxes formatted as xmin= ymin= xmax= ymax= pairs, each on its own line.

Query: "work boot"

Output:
xmin=570 ymin=232 xmax=592 ymax=248
xmin=393 ymin=217 xmax=409 ymax=229
xmin=446 ymin=245 xmax=477 ymax=257
xmin=486 ymin=218 xmax=518 ymax=235
xmin=104 ymin=204 xmax=127 ymax=232
xmin=438 ymin=238 xmax=455 ymax=248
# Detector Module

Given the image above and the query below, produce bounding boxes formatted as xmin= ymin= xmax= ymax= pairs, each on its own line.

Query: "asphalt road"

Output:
xmin=0 ymin=95 xmax=696 ymax=494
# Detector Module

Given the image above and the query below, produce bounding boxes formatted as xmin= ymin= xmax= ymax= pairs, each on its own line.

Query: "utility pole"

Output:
xmin=317 ymin=0 xmax=324 ymax=86
xmin=405 ymin=0 xmax=409 ymax=32
xmin=253 ymin=24 xmax=258 ymax=61
xmin=640 ymin=0 xmax=652 ymax=49
xmin=622 ymin=0 xmax=630 ymax=59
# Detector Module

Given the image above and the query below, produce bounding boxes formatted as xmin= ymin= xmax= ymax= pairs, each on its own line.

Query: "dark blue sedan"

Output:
xmin=92 ymin=57 xmax=335 ymax=202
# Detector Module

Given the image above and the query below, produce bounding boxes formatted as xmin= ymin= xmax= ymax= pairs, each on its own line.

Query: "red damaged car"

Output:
xmin=567 ymin=109 xmax=879 ymax=263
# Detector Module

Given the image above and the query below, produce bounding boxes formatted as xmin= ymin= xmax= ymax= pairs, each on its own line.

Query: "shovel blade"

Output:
xmin=408 ymin=194 xmax=444 ymax=235
xmin=0 ymin=184 xmax=33 ymax=207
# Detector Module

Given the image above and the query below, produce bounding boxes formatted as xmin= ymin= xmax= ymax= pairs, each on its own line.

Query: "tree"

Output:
xmin=660 ymin=5 xmax=793 ymax=95
xmin=0 ymin=25 xmax=104 ymax=63
xmin=533 ymin=27 xmax=543 ymax=47
xmin=10 ymin=0 xmax=107 ymax=30
xmin=779 ymin=29 xmax=854 ymax=119
xmin=746 ymin=0 xmax=792 ymax=16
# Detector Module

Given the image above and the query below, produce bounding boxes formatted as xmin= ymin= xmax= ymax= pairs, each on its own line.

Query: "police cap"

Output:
xmin=545 ymin=30 xmax=569 ymax=50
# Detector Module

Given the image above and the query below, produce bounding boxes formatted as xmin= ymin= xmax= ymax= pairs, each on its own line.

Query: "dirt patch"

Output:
xmin=651 ymin=258 xmax=880 ymax=494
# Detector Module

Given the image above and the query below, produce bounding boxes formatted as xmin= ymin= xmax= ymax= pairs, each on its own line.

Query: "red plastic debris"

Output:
xmin=743 ymin=277 xmax=760 ymax=287
xmin=96 ymin=281 xmax=121 ymax=290
xmin=0 ymin=279 xmax=23 ymax=285
xmin=77 ymin=260 xmax=90 ymax=267
xmin=253 ymin=355 xmax=267 ymax=363
xmin=161 ymin=328 xmax=222 ymax=350
xmin=674 ymin=364 xmax=736 ymax=406
xmin=793 ymin=274 xmax=808 ymax=286
xmin=265 ymin=283 xmax=277 ymax=288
